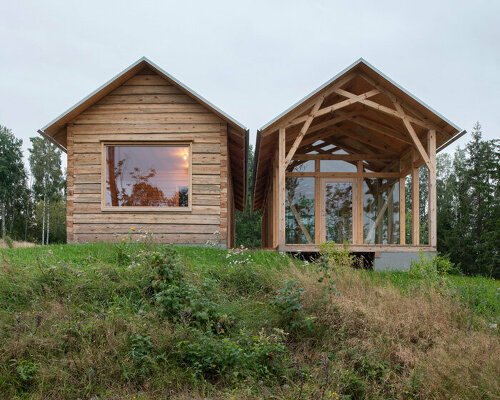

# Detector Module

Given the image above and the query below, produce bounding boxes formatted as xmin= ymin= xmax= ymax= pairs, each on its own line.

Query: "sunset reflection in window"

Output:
xmin=105 ymin=145 xmax=189 ymax=207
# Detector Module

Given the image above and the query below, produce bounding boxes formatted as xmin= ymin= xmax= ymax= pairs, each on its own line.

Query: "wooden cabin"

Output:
xmin=252 ymin=59 xmax=465 ymax=269
xmin=38 ymin=57 xmax=248 ymax=247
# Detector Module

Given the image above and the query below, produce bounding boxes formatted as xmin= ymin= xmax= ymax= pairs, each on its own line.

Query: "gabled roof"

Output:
xmin=38 ymin=57 xmax=249 ymax=211
xmin=252 ymin=58 xmax=465 ymax=211
xmin=259 ymin=58 xmax=462 ymax=135
xmin=39 ymin=56 xmax=247 ymax=150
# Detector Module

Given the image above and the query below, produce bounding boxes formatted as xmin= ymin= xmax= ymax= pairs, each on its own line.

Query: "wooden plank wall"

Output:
xmin=67 ymin=68 xmax=229 ymax=246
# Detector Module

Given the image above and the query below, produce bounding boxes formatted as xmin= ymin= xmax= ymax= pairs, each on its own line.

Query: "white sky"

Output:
xmin=1 ymin=0 xmax=498 ymax=170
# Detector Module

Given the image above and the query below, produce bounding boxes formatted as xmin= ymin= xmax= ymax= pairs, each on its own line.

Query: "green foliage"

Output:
xmin=3 ymin=235 xmax=14 ymax=248
xmin=12 ymin=360 xmax=38 ymax=392
xmin=175 ymin=327 xmax=287 ymax=379
xmin=273 ymin=280 xmax=314 ymax=335
xmin=408 ymin=250 xmax=456 ymax=280
xmin=319 ymin=241 xmax=356 ymax=268
xmin=235 ymin=144 xmax=262 ymax=248
xmin=149 ymin=248 xmax=222 ymax=330
xmin=0 ymin=125 xmax=27 ymax=239
xmin=0 ymin=243 xmax=498 ymax=399
xmin=435 ymin=123 xmax=500 ymax=278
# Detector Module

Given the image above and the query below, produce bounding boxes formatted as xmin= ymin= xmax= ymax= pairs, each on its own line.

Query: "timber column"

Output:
xmin=278 ymin=127 xmax=286 ymax=250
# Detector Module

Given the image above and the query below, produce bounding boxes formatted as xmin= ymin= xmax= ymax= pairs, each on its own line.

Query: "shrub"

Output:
xmin=3 ymin=236 xmax=14 ymax=249
xmin=175 ymin=327 xmax=287 ymax=380
xmin=319 ymin=241 xmax=355 ymax=269
xmin=273 ymin=280 xmax=315 ymax=335
xmin=149 ymin=248 xmax=223 ymax=330
xmin=409 ymin=250 xmax=456 ymax=280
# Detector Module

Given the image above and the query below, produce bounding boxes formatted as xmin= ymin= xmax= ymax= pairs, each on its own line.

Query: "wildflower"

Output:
xmin=130 ymin=227 xmax=135 ymax=231
xmin=121 ymin=238 xmax=125 ymax=242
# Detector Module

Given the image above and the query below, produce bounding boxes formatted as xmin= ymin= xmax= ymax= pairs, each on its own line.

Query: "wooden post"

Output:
xmin=427 ymin=130 xmax=437 ymax=247
xmin=412 ymin=149 xmax=420 ymax=245
xmin=315 ymin=159 xmax=321 ymax=244
xmin=399 ymin=159 xmax=406 ymax=245
xmin=357 ymin=161 xmax=364 ymax=244
xmin=278 ymin=128 xmax=286 ymax=250
xmin=272 ymin=153 xmax=278 ymax=249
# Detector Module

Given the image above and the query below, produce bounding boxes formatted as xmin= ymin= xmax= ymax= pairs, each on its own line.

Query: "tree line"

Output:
xmin=1 ymin=123 xmax=498 ymax=277
xmin=0 ymin=125 xmax=65 ymax=244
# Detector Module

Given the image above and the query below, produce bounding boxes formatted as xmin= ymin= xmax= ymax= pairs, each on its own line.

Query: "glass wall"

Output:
xmin=285 ymin=177 xmax=315 ymax=244
xmin=363 ymin=178 xmax=400 ymax=244
xmin=320 ymin=160 xmax=357 ymax=172
xmin=286 ymin=160 xmax=315 ymax=173
xmin=324 ymin=181 xmax=353 ymax=243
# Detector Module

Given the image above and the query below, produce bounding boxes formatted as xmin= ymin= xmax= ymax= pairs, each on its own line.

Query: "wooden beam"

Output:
xmin=358 ymin=72 xmax=444 ymax=133
xmin=293 ymin=154 xmax=398 ymax=161
xmin=392 ymin=101 xmax=432 ymax=171
xmin=427 ymin=129 xmax=437 ymax=247
xmin=285 ymin=98 xmax=324 ymax=168
xmin=313 ymin=89 xmax=380 ymax=119
xmin=278 ymin=128 xmax=286 ymax=249
xmin=348 ymin=114 xmax=412 ymax=144
xmin=330 ymin=125 xmax=398 ymax=154
xmin=271 ymin=73 xmax=359 ymax=133
xmin=412 ymin=149 xmax=420 ymax=245
xmin=306 ymin=111 xmax=358 ymax=135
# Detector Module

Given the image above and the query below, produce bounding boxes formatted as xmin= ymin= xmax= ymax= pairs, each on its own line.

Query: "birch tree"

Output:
xmin=28 ymin=137 xmax=63 ymax=245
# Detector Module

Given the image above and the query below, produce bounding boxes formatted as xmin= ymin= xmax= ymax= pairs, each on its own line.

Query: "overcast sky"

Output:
xmin=1 ymin=0 xmax=498 ymax=168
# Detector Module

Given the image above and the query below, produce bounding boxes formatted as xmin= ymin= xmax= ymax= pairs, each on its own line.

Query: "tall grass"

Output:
xmin=0 ymin=243 xmax=498 ymax=399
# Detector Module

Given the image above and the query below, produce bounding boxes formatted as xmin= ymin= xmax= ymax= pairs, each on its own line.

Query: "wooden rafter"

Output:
xmin=392 ymin=101 xmax=433 ymax=171
xmin=358 ymin=72 xmax=447 ymax=135
xmin=284 ymin=97 xmax=324 ymax=168
xmin=348 ymin=114 xmax=412 ymax=145
xmin=329 ymin=125 xmax=398 ymax=154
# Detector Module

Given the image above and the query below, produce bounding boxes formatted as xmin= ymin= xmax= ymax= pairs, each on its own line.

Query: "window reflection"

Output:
xmin=324 ymin=182 xmax=353 ymax=243
xmin=363 ymin=178 xmax=399 ymax=244
xmin=285 ymin=177 xmax=315 ymax=244
xmin=105 ymin=145 xmax=189 ymax=207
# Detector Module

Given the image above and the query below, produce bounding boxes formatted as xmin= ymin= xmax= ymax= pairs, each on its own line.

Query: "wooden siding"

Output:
xmin=67 ymin=68 xmax=230 ymax=246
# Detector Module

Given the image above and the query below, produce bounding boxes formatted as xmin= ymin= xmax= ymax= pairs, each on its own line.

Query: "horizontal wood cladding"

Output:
xmin=67 ymin=68 xmax=228 ymax=245
xmin=73 ymin=233 xmax=219 ymax=244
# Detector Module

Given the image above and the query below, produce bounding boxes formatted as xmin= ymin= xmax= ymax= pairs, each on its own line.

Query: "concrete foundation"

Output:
xmin=373 ymin=251 xmax=436 ymax=271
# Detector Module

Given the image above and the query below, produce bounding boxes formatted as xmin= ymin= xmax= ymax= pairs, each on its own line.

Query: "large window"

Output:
xmin=104 ymin=144 xmax=190 ymax=208
xmin=285 ymin=177 xmax=315 ymax=244
xmin=363 ymin=178 xmax=399 ymax=244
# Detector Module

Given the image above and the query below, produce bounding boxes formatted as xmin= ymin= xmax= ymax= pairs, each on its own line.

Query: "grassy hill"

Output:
xmin=0 ymin=242 xmax=498 ymax=399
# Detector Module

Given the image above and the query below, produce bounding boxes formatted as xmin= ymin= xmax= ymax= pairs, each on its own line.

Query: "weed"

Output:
xmin=319 ymin=241 xmax=355 ymax=269
xmin=273 ymin=280 xmax=315 ymax=336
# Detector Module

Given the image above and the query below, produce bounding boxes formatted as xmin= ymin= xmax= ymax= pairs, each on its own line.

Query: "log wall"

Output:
xmin=66 ymin=68 xmax=232 ymax=246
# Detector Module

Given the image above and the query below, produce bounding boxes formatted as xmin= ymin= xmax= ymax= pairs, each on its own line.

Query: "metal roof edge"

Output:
xmin=40 ymin=57 xmax=147 ymax=132
xmin=258 ymin=57 xmax=462 ymax=133
xmin=37 ymin=129 xmax=67 ymax=153
xmin=40 ymin=56 xmax=248 ymax=133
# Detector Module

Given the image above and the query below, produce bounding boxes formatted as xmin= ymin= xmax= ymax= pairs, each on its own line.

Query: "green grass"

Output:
xmin=0 ymin=243 xmax=498 ymax=399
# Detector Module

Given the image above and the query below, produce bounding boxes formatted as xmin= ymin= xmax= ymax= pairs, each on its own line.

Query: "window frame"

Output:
xmin=100 ymin=141 xmax=192 ymax=212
